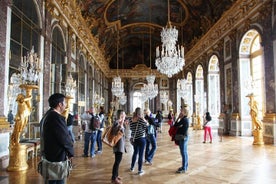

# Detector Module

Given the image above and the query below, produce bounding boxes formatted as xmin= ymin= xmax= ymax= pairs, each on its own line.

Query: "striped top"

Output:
xmin=129 ymin=117 xmax=148 ymax=139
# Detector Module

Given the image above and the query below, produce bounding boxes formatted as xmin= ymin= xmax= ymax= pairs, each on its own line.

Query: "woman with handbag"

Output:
xmin=173 ymin=107 xmax=189 ymax=174
xmin=129 ymin=107 xmax=148 ymax=175
xmin=111 ymin=110 xmax=127 ymax=184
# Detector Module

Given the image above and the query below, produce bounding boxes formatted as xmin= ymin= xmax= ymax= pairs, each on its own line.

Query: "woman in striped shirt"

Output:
xmin=129 ymin=107 xmax=148 ymax=175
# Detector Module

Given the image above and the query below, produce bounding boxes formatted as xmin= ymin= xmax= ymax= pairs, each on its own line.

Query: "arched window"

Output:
xmin=239 ymin=29 xmax=264 ymax=134
xmin=51 ymin=27 xmax=66 ymax=94
xmin=208 ymin=55 xmax=220 ymax=120
xmin=186 ymin=72 xmax=193 ymax=116
xmin=133 ymin=90 xmax=144 ymax=113
xmin=195 ymin=65 xmax=204 ymax=116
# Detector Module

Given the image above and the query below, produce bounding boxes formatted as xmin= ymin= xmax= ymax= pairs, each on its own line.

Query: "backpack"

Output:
xmin=89 ymin=115 xmax=101 ymax=131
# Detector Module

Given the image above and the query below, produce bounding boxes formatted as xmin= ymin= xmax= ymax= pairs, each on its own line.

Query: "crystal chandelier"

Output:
xmin=111 ymin=76 xmax=124 ymax=97
xmin=140 ymin=22 xmax=158 ymax=100
xmin=155 ymin=0 xmax=185 ymax=78
xmin=177 ymin=78 xmax=187 ymax=99
xmin=94 ymin=93 xmax=105 ymax=106
xmin=20 ymin=46 xmax=41 ymax=84
xmin=141 ymin=75 xmax=158 ymax=100
xmin=118 ymin=92 xmax=127 ymax=105
xmin=111 ymin=24 xmax=124 ymax=97
xmin=65 ymin=73 xmax=77 ymax=97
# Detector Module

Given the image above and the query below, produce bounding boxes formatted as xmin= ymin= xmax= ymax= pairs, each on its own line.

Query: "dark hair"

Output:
xmin=205 ymin=112 xmax=212 ymax=121
xmin=116 ymin=109 xmax=124 ymax=119
xmin=48 ymin=93 xmax=65 ymax=108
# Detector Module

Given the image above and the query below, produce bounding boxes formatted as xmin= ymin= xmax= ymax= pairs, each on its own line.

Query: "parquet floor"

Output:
xmin=1 ymin=124 xmax=276 ymax=184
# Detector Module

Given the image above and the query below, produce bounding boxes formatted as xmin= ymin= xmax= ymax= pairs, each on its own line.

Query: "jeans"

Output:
xmin=83 ymin=132 xmax=97 ymax=156
xmin=178 ymin=136 xmax=189 ymax=171
xmin=47 ymin=180 xmax=64 ymax=184
xmin=204 ymin=126 xmax=212 ymax=142
xmin=145 ymin=134 xmax=157 ymax=162
xmin=96 ymin=130 xmax=103 ymax=151
xmin=131 ymin=137 xmax=146 ymax=172
xmin=112 ymin=152 xmax=123 ymax=180
xmin=67 ymin=125 xmax=75 ymax=142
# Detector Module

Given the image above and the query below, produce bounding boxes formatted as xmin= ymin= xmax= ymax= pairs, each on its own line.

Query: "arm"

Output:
xmin=54 ymin=116 xmax=74 ymax=158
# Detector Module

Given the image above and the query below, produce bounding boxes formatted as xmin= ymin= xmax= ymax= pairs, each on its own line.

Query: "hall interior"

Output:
xmin=0 ymin=125 xmax=275 ymax=184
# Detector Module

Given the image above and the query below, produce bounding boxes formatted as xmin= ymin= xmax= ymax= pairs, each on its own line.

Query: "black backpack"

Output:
xmin=89 ymin=115 xmax=101 ymax=131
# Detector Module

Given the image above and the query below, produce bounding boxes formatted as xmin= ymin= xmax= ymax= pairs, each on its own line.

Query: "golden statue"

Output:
xmin=107 ymin=108 xmax=113 ymax=126
xmin=10 ymin=93 xmax=32 ymax=144
xmin=246 ymin=94 xmax=264 ymax=145
xmin=8 ymin=84 xmax=38 ymax=171
xmin=247 ymin=95 xmax=263 ymax=130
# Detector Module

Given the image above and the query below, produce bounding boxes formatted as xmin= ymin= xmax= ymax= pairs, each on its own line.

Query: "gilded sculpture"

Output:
xmin=247 ymin=94 xmax=263 ymax=130
xmin=10 ymin=93 xmax=32 ymax=144
xmin=246 ymin=94 xmax=264 ymax=145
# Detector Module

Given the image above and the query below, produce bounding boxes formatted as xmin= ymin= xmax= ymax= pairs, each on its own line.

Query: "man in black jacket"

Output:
xmin=41 ymin=93 xmax=74 ymax=184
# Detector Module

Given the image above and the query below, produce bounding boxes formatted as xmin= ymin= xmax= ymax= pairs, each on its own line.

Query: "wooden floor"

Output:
xmin=1 ymin=124 xmax=276 ymax=184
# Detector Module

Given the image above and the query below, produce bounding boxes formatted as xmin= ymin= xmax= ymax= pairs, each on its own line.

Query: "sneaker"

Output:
xmin=90 ymin=154 xmax=95 ymax=158
xmin=129 ymin=168 xmax=134 ymax=172
xmin=82 ymin=154 xmax=88 ymax=157
xmin=144 ymin=160 xmax=152 ymax=166
xmin=137 ymin=170 xmax=144 ymax=175
xmin=95 ymin=150 xmax=102 ymax=154
xmin=202 ymin=141 xmax=206 ymax=143
xmin=176 ymin=167 xmax=185 ymax=174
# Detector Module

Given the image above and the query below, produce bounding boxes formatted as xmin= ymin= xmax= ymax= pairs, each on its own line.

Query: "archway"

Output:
xmin=238 ymin=29 xmax=264 ymax=136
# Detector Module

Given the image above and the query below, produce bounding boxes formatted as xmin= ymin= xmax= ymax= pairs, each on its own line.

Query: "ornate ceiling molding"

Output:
xmin=46 ymin=0 xmax=110 ymax=75
xmin=46 ymin=0 xmax=268 ymax=79
xmin=184 ymin=0 xmax=269 ymax=67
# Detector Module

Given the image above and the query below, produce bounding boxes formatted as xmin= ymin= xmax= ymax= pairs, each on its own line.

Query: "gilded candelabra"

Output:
xmin=62 ymin=73 xmax=76 ymax=119
xmin=8 ymin=47 xmax=40 ymax=171
xmin=7 ymin=84 xmax=38 ymax=171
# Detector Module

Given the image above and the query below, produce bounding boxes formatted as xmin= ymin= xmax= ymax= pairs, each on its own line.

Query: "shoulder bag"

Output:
xmin=102 ymin=125 xmax=123 ymax=147
xmin=130 ymin=122 xmax=138 ymax=145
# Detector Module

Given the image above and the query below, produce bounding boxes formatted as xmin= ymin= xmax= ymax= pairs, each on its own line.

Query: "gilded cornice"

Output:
xmin=185 ymin=0 xmax=269 ymax=67
xmin=46 ymin=0 xmax=110 ymax=76
xmin=109 ymin=64 xmax=165 ymax=79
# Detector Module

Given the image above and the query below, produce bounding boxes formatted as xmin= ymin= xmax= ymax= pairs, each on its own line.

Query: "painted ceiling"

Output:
xmin=77 ymin=0 xmax=236 ymax=70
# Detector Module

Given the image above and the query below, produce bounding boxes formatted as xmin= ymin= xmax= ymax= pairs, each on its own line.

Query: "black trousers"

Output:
xmin=112 ymin=152 xmax=123 ymax=180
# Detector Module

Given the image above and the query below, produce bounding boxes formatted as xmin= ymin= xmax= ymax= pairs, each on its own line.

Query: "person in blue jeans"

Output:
xmin=174 ymin=107 xmax=189 ymax=173
xmin=144 ymin=109 xmax=158 ymax=165
xmin=129 ymin=107 xmax=148 ymax=175
xmin=81 ymin=110 xmax=97 ymax=158
xmin=96 ymin=106 xmax=105 ymax=154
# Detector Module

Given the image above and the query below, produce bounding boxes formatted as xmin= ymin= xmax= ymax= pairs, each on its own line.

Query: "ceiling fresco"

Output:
xmin=77 ymin=0 xmax=236 ymax=70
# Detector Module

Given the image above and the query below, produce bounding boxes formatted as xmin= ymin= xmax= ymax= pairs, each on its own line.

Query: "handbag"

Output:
xmin=174 ymin=134 xmax=186 ymax=141
xmin=102 ymin=125 xmax=123 ymax=147
xmin=130 ymin=122 xmax=138 ymax=145
xmin=37 ymin=157 xmax=72 ymax=180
